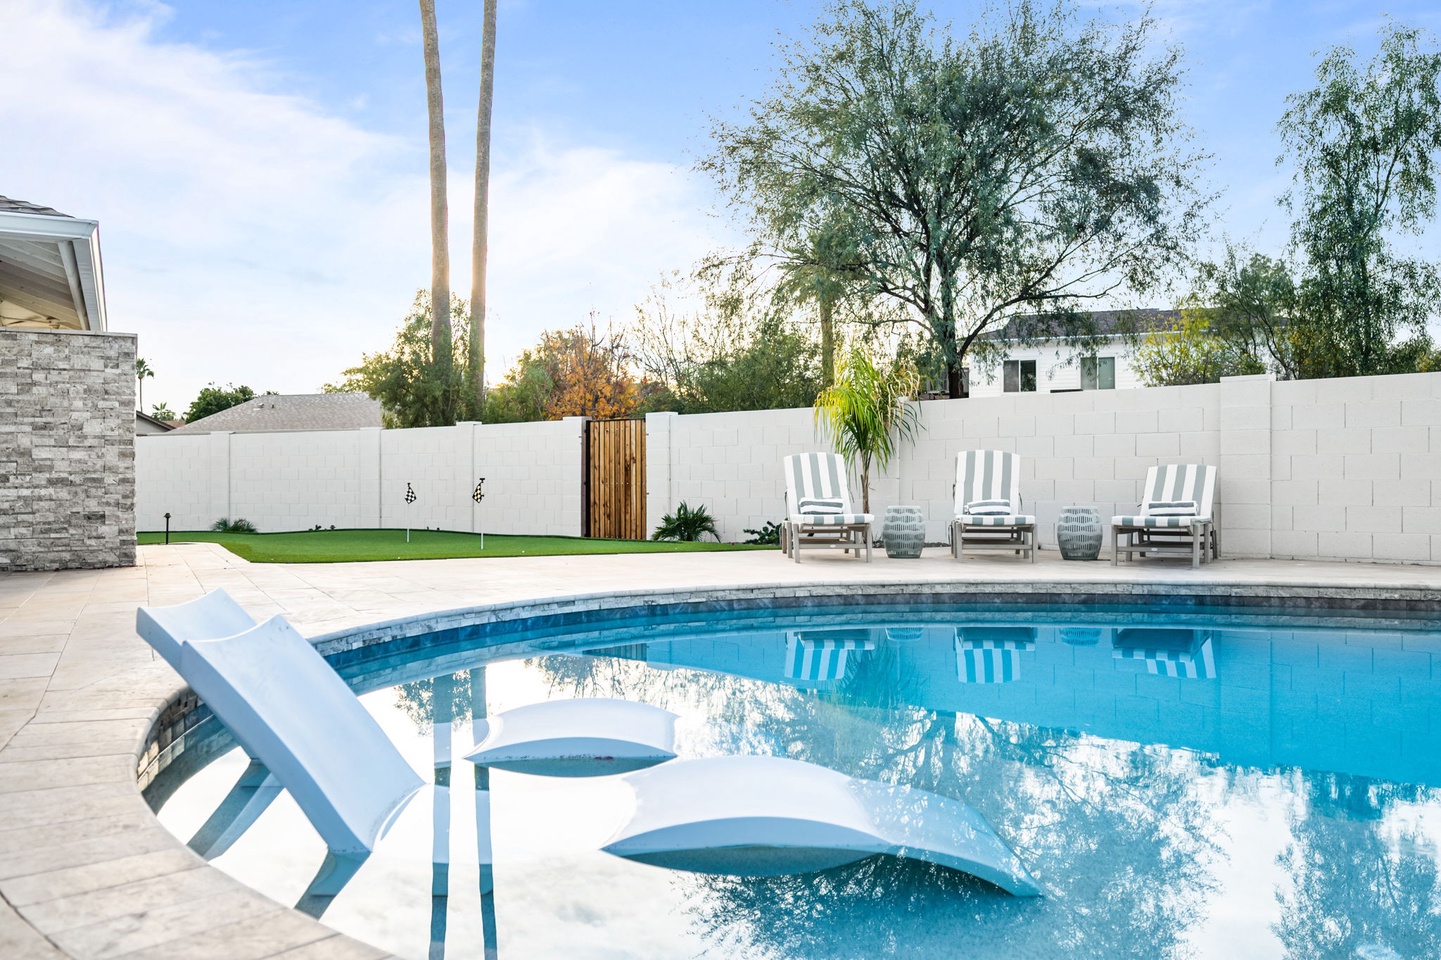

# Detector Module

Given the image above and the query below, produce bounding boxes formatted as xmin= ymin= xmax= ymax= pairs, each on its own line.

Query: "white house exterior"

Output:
xmin=968 ymin=309 xmax=1176 ymax=398
xmin=969 ymin=334 xmax=1144 ymax=397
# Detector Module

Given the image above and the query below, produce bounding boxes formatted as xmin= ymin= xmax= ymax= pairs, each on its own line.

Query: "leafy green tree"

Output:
xmin=707 ymin=0 xmax=1206 ymax=398
xmin=1188 ymin=248 xmax=1309 ymax=380
xmin=1130 ymin=308 xmax=1266 ymax=387
xmin=483 ymin=322 xmax=642 ymax=423
xmin=633 ymin=270 xmax=823 ymax=414
xmin=184 ymin=383 xmax=257 ymax=423
xmin=814 ymin=345 xmax=921 ymax=512
xmin=327 ymin=292 xmax=480 ymax=428
xmin=150 ymin=402 xmax=176 ymax=422
xmin=1277 ymin=23 xmax=1441 ymax=378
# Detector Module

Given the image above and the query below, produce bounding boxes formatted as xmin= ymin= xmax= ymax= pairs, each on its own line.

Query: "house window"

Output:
xmin=1003 ymin=359 xmax=1037 ymax=393
xmin=1081 ymin=356 xmax=1116 ymax=390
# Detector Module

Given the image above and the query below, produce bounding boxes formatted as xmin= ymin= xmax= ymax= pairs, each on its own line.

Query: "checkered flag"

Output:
xmin=472 ymin=478 xmax=485 ymax=504
xmin=405 ymin=482 xmax=416 ymax=504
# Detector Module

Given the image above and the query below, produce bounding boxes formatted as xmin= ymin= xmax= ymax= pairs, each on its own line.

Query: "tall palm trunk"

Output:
xmin=419 ymin=0 xmax=452 ymax=378
xmin=470 ymin=0 xmax=497 ymax=403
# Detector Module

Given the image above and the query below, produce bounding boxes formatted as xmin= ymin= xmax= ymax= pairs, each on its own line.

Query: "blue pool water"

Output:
xmin=147 ymin=601 xmax=1441 ymax=959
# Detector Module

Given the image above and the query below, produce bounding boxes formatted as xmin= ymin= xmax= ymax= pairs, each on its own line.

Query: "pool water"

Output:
xmin=148 ymin=603 xmax=1441 ymax=959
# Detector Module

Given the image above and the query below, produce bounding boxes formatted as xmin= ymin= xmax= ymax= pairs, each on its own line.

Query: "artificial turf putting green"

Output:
xmin=135 ymin=528 xmax=771 ymax=563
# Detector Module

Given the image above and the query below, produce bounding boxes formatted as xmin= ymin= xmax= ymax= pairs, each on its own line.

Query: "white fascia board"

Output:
xmin=0 ymin=212 xmax=106 ymax=331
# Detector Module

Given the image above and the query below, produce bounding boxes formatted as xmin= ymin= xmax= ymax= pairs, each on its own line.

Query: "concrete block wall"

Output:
xmin=136 ymin=418 xmax=585 ymax=537
xmin=136 ymin=370 xmax=1441 ymax=562
xmin=0 ymin=329 xmax=137 ymax=571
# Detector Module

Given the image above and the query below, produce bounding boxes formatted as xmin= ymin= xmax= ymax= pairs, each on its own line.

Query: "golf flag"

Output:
xmin=472 ymin=478 xmax=485 ymax=503
xmin=405 ymin=483 xmax=417 ymax=504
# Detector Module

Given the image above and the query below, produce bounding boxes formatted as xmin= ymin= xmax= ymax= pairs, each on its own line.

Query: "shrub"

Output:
xmin=652 ymin=502 xmax=719 ymax=542
xmin=743 ymin=521 xmax=783 ymax=546
xmin=211 ymin=517 xmax=258 ymax=534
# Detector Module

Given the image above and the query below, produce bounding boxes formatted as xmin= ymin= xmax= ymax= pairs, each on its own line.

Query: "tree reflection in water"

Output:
xmin=531 ymin=642 xmax=1222 ymax=958
xmin=1274 ymin=771 xmax=1441 ymax=960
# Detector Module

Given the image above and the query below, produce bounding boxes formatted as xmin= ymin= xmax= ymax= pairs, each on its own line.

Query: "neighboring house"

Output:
xmin=1 ymin=195 xmax=136 ymax=571
xmin=136 ymin=411 xmax=176 ymax=435
xmin=167 ymin=393 xmax=383 ymax=435
xmin=968 ymin=309 xmax=1179 ymax=397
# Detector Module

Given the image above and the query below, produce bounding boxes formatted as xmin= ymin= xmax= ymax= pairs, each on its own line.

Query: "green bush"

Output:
xmin=211 ymin=517 xmax=258 ymax=534
xmin=743 ymin=521 xmax=783 ymax=546
xmin=652 ymin=502 xmax=719 ymax=542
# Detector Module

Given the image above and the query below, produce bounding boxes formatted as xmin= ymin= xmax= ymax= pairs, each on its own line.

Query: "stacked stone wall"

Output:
xmin=0 ymin=329 xmax=137 ymax=571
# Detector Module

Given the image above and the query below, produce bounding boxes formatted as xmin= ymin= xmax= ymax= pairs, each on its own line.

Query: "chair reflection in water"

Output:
xmin=784 ymin=629 xmax=879 ymax=686
xmin=1111 ymin=628 xmax=1217 ymax=680
xmin=955 ymin=626 xmax=1038 ymax=684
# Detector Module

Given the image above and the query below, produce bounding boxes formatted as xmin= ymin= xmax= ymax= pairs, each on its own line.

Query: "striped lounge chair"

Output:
xmin=950 ymin=450 xmax=1035 ymax=562
xmin=1111 ymin=464 xmax=1218 ymax=569
xmin=782 ymin=452 xmax=873 ymax=563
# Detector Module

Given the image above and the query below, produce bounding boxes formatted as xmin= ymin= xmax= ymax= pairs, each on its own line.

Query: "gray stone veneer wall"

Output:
xmin=0 ymin=329 xmax=137 ymax=570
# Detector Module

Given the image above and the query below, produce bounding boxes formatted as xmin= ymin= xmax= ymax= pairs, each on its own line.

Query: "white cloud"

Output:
xmin=0 ymin=0 xmax=728 ymax=411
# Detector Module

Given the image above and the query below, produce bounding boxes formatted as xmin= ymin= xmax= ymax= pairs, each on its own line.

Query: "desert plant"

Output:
xmin=743 ymin=521 xmax=783 ymax=546
xmin=652 ymin=502 xmax=719 ymax=542
xmin=814 ymin=346 xmax=921 ymax=512
xmin=211 ymin=517 xmax=258 ymax=534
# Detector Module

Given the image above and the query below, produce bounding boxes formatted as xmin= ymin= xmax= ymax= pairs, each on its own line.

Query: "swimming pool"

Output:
xmin=144 ymin=597 xmax=1441 ymax=959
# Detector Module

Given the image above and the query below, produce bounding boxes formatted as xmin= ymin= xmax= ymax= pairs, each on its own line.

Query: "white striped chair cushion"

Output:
xmin=954 ymin=450 xmax=1022 ymax=517
xmin=1138 ymin=465 xmax=1216 ymax=518
xmin=961 ymin=514 xmax=1035 ymax=526
xmin=964 ymin=499 xmax=1013 ymax=515
xmin=1111 ymin=514 xmax=1210 ymax=528
xmin=790 ymin=513 xmax=873 ymax=525
xmin=784 ymin=453 xmax=863 ymax=521
xmin=1144 ymin=499 xmax=1198 ymax=516
xmin=797 ymin=497 xmax=846 ymax=515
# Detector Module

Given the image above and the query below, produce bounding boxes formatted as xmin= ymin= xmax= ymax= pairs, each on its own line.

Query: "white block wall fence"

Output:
xmin=136 ymin=371 xmax=1441 ymax=564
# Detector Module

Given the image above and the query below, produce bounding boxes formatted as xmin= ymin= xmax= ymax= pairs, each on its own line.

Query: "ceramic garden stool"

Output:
xmin=1057 ymin=505 xmax=1103 ymax=561
xmin=883 ymin=505 xmax=926 ymax=559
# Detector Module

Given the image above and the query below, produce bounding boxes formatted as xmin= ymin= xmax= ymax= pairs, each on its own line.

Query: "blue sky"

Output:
xmin=4 ymin=0 xmax=1441 ymax=413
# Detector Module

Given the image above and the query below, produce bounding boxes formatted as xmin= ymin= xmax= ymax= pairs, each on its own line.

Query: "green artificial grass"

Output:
xmin=135 ymin=528 xmax=772 ymax=563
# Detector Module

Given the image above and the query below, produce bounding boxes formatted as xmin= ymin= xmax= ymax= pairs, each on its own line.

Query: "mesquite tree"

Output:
xmin=708 ymin=0 xmax=1207 ymax=397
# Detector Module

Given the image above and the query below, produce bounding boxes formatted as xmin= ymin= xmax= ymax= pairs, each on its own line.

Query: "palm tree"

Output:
xmin=813 ymin=345 xmax=921 ymax=513
xmin=775 ymin=218 xmax=863 ymax=387
xmin=418 ymin=0 xmax=452 ymax=381
xmin=469 ymin=0 xmax=498 ymax=402
xmin=135 ymin=357 xmax=154 ymax=412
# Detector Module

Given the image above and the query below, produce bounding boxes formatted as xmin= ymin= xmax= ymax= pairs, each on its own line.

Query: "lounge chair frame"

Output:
xmin=780 ymin=453 xmax=873 ymax=563
xmin=1111 ymin=464 xmax=1220 ymax=569
xmin=949 ymin=450 xmax=1036 ymax=563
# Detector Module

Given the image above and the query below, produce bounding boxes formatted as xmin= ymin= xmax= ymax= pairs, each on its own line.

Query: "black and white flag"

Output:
xmin=405 ymin=482 xmax=417 ymax=504
xmin=472 ymin=478 xmax=486 ymax=504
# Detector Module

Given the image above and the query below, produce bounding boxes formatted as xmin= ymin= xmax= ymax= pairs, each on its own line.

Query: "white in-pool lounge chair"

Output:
xmin=781 ymin=452 xmax=873 ymax=562
xmin=136 ymin=590 xmax=424 ymax=856
xmin=1110 ymin=464 xmax=1218 ymax=569
xmin=950 ymin=450 xmax=1036 ymax=562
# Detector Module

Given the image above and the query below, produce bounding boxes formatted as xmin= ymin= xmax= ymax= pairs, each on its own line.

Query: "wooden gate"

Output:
xmin=585 ymin=418 xmax=647 ymax=539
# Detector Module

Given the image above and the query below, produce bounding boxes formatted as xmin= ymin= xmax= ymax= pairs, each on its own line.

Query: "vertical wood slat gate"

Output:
xmin=585 ymin=418 xmax=647 ymax=540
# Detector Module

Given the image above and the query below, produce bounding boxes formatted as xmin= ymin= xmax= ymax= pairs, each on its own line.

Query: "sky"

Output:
xmin=4 ymin=0 xmax=1441 ymax=415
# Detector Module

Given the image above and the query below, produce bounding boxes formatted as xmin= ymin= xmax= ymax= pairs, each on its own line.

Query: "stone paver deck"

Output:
xmin=4 ymin=542 xmax=1441 ymax=959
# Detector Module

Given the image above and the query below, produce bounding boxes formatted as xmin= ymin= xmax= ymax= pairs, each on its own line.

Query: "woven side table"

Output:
xmin=1057 ymin=505 xmax=1103 ymax=560
xmin=883 ymin=505 xmax=926 ymax=559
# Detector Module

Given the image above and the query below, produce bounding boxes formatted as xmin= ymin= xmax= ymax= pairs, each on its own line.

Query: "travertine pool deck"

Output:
xmin=4 ymin=542 xmax=1441 ymax=960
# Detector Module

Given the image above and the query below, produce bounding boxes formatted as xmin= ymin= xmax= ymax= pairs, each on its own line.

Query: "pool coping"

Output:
xmin=6 ymin=546 xmax=1441 ymax=959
